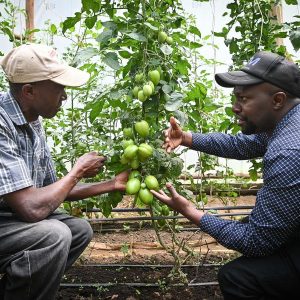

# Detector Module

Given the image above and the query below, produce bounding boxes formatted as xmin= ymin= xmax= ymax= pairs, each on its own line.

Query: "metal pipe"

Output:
xmin=60 ymin=281 xmax=219 ymax=288
xmin=87 ymin=212 xmax=250 ymax=222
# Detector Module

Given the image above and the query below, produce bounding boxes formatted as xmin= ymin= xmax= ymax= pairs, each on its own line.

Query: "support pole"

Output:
xmin=270 ymin=2 xmax=283 ymax=46
xmin=26 ymin=0 xmax=34 ymax=41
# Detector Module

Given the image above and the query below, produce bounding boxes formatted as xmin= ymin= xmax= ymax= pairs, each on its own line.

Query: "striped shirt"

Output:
xmin=193 ymin=104 xmax=300 ymax=257
xmin=0 ymin=92 xmax=57 ymax=208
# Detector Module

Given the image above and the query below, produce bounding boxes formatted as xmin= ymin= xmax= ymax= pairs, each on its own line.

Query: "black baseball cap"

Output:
xmin=215 ymin=51 xmax=300 ymax=98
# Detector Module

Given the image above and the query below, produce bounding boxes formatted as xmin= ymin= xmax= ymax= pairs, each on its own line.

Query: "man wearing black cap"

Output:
xmin=152 ymin=51 xmax=300 ymax=299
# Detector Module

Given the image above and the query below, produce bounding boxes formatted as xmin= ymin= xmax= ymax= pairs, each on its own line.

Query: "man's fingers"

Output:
xmin=170 ymin=116 xmax=180 ymax=130
xmin=150 ymin=190 xmax=168 ymax=203
xmin=166 ymin=182 xmax=178 ymax=197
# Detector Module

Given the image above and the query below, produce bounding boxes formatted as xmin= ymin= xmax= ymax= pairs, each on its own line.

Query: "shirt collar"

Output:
xmin=269 ymin=103 xmax=300 ymax=142
xmin=0 ymin=92 xmax=28 ymax=126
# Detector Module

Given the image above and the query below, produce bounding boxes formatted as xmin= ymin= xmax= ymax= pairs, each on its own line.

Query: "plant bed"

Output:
xmin=57 ymin=263 xmax=224 ymax=300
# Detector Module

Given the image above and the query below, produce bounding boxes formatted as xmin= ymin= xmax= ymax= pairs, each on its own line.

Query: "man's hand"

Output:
xmin=151 ymin=183 xmax=191 ymax=214
xmin=151 ymin=183 xmax=204 ymax=225
xmin=113 ymin=170 xmax=130 ymax=191
xmin=163 ymin=117 xmax=184 ymax=153
xmin=71 ymin=151 xmax=107 ymax=179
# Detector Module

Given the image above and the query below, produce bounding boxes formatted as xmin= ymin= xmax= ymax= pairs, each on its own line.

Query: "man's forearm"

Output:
xmin=5 ymin=172 xmax=81 ymax=222
xmin=65 ymin=179 xmax=116 ymax=201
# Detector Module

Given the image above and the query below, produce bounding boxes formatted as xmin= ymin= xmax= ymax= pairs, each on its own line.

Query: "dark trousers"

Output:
xmin=218 ymin=240 xmax=300 ymax=299
xmin=0 ymin=210 xmax=93 ymax=300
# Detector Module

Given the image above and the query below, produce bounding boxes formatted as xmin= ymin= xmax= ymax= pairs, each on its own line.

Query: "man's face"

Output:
xmin=232 ymin=83 xmax=277 ymax=135
xmin=30 ymin=80 xmax=67 ymax=119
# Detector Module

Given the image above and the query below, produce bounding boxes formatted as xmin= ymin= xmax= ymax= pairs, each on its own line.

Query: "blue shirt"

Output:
xmin=0 ymin=92 xmax=57 ymax=208
xmin=192 ymin=104 xmax=300 ymax=257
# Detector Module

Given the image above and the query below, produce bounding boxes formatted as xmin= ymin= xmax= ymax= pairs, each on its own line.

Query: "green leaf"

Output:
xmin=175 ymin=59 xmax=191 ymax=75
xmin=189 ymin=25 xmax=201 ymax=37
xmin=225 ymin=106 xmax=234 ymax=117
xmin=285 ymin=0 xmax=297 ymax=4
xmin=85 ymin=15 xmax=97 ymax=29
xmin=89 ymin=100 xmax=105 ymax=123
xmin=96 ymin=29 xmax=113 ymax=44
xmin=126 ymin=32 xmax=147 ymax=42
xmin=50 ymin=24 xmax=57 ymax=34
xmin=187 ymin=83 xmax=207 ymax=101
xmin=103 ymin=52 xmax=121 ymax=70
xmin=160 ymin=44 xmax=173 ymax=55
xmin=144 ymin=22 xmax=158 ymax=31
xmin=73 ymin=47 xmax=98 ymax=66
xmin=62 ymin=12 xmax=81 ymax=33
xmin=102 ymin=21 xmax=117 ymax=31
xmin=162 ymin=85 xmax=172 ymax=94
xmin=189 ymin=41 xmax=202 ymax=49
xmin=290 ymin=28 xmax=300 ymax=51
xmin=119 ymin=50 xmax=131 ymax=59
xmin=203 ymin=104 xmax=221 ymax=113
xmin=82 ymin=0 xmax=100 ymax=13
xmin=165 ymin=92 xmax=183 ymax=111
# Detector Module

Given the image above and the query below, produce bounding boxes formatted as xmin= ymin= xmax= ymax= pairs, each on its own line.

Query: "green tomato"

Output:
xmin=130 ymin=157 xmax=140 ymax=169
xmin=138 ymin=188 xmax=153 ymax=205
xmin=135 ymin=73 xmax=144 ymax=82
xmin=133 ymin=86 xmax=140 ymax=98
xmin=138 ymin=90 xmax=147 ymax=102
xmin=143 ymin=84 xmax=152 ymax=97
xmin=126 ymin=178 xmax=141 ymax=195
xmin=123 ymin=127 xmax=134 ymax=138
xmin=147 ymin=81 xmax=155 ymax=93
xmin=158 ymin=31 xmax=167 ymax=43
xmin=129 ymin=170 xmax=141 ymax=180
xmin=166 ymin=36 xmax=173 ymax=45
xmin=135 ymin=120 xmax=150 ymax=138
xmin=145 ymin=175 xmax=159 ymax=191
xmin=120 ymin=154 xmax=129 ymax=165
xmin=148 ymin=70 xmax=160 ymax=85
xmin=161 ymin=205 xmax=170 ymax=216
xmin=138 ymin=143 xmax=153 ymax=161
xmin=122 ymin=139 xmax=134 ymax=149
xmin=140 ymin=182 xmax=146 ymax=189
xmin=124 ymin=144 xmax=138 ymax=160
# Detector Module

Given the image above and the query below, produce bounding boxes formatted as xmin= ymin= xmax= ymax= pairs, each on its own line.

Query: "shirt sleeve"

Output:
xmin=42 ymin=145 xmax=57 ymax=187
xmin=0 ymin=120 xmax=33 ymax=196
xmin=199 ymin=149 xmax=300 ymax=257
xmin=191 ymin=132 xmax=268 ymax=159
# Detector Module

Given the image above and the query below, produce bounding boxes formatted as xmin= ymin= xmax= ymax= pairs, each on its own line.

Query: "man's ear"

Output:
xmin=21 ymin=84 xmax=35 ymax=99
xmin=273 ymin=92 xmax=287 ymax=110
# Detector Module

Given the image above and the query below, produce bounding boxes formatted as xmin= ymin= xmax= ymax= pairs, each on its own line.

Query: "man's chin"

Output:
xmin=241 ymin=125 xmax=256 ymax=135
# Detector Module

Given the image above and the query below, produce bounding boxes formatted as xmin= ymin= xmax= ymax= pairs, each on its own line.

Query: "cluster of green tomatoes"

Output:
xmin=132 ymin=69 xmax=160 ymax=102
xmin=121 ymin=120 xmax=159 ymax=205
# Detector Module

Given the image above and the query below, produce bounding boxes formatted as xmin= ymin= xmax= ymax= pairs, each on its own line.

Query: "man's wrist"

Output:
xmin=67 ymin=171 xmax=82 ymax=185
xmin=181 ymin=132 xmax=192 ymax=147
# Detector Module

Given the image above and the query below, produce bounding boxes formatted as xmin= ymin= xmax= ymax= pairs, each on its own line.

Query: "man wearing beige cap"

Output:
xmin=0 ymin=43 xmax=128 ymax=300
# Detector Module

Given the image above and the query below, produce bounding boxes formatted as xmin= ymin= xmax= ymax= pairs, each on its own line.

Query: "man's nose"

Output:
xmin=61 ymin=91 xmax=67 ymax=101
xmin=232 ymin=101 xmax=241 ymax=113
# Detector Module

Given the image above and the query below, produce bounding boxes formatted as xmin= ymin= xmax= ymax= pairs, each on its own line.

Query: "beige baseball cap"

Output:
xmin=0 ymin=43 xmax=90 ymax=87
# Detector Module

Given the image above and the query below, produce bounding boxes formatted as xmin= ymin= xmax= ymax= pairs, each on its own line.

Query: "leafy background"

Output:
xmin=0 ymin=0 xmax=299 ymax=216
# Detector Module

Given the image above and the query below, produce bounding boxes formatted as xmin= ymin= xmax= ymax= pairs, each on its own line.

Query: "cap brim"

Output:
xmin=215 ymin=70 xmax=264 ymax=87
xmin=50 ymin=66 xmax=90 ymax=87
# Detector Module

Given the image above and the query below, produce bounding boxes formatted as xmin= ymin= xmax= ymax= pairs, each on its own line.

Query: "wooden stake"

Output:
xmin=270 ymin=3 xmax=283 ymax=46
xmin=26 ymin=0 xmax=34 ymax=41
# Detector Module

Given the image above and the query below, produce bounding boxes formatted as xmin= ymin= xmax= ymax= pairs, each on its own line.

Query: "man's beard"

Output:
xmin=241 ymin=120 xmax=257 ymax=135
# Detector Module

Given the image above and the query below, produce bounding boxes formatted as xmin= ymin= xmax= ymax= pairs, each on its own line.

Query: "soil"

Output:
xmin=56 ymin=196 xmax=255 ymax=300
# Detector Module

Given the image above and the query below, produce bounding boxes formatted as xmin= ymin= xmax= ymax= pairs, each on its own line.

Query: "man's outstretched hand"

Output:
xmin=163 ymin=117 xmax=184 ymax=153
xmin=151 ymin=183 xmax=204 ymax=226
